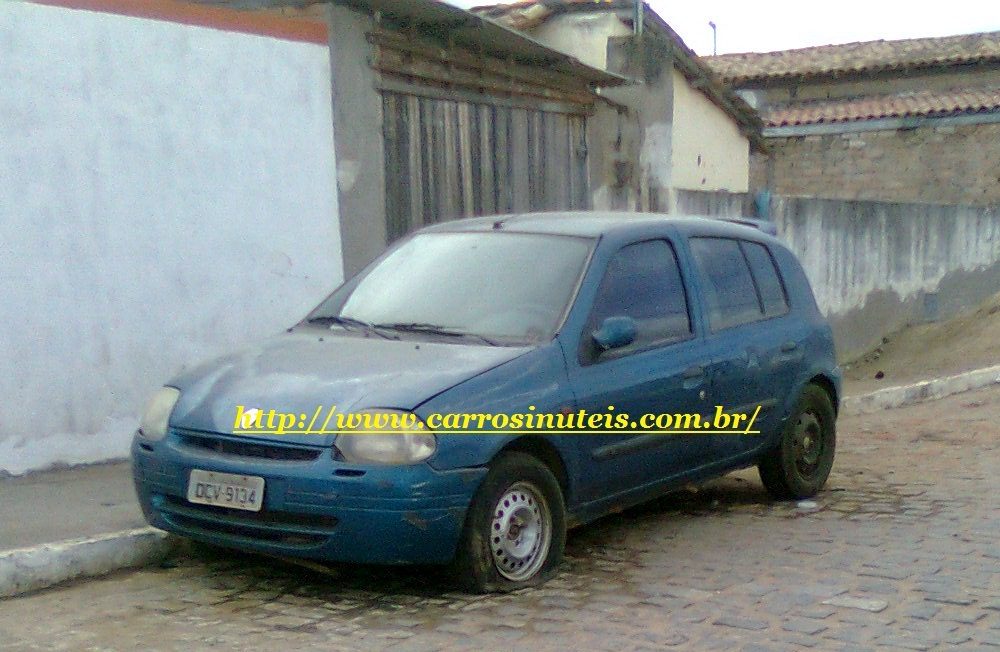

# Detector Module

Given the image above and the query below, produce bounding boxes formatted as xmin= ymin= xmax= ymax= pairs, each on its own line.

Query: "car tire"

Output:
xmin=758 ymin=384 xmax=836 ymax=500
xmin=451 ymin=452 xmax=566 ymax=593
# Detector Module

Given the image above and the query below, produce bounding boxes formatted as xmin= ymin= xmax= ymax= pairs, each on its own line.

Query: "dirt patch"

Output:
xmin=843 ymin=290 xmax=1000 ymax=396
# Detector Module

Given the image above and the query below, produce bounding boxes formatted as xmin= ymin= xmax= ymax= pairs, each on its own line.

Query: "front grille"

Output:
xmin=170 ymin=514 xmax=328 ymax=546
xmin=162 ymin=496 xmax=338 ymax=529
xmin=178 ymin=432 xmax=322 ymax=462
xmin=158 ymin=496 xmax=337 ymax=548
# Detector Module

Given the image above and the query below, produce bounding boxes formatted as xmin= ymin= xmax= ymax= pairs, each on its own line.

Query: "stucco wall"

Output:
xmin=529 ymin=12 xmax=632 ymax=71
xmin=777 ymin=196 xmax=1000 ymax=360
xmin=0 ymin=1 xmax=343 ymax=475
xmin=670 ymin=70 xmax=751 ymax=194
xmin=677 ymin=189 xmax=1000 ymax=361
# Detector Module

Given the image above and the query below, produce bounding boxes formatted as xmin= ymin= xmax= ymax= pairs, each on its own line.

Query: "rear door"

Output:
xmin=688 ymin=237 xmax=801 ymax=461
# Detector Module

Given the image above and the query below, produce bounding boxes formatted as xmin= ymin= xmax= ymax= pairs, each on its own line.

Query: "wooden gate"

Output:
xmin=374 ymin=31 xmax=595 ymax=242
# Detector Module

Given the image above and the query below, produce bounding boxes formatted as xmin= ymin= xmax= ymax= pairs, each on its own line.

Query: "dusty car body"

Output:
xmin=132 ymin=212 xmax=840 ymax=591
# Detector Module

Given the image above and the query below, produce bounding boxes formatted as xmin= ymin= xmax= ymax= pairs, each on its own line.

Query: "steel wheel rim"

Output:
xmin=793 ymin=411 xmax=824 ymax=477
xmin=489 ymin=481 xmax=551 ymax=581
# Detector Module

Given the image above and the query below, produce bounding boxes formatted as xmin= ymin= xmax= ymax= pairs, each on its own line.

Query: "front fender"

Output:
xmin=416 ymin=344 xmax=581 ymax=499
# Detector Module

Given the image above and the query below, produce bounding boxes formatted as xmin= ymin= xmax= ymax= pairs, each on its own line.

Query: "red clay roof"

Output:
xmin=473 ymin=0 xmax=621 ymax=30
xmin=706 ymin=31 xmax=1000 ymax=84
xmin=764 ymin=86 xmax=1000 ymax=127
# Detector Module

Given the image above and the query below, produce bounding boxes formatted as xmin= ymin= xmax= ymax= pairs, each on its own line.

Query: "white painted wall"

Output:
xmin=0 ymin=2 xmax=342 ymax=475
xmin=670 ymin=70 xmax=750 ymax=194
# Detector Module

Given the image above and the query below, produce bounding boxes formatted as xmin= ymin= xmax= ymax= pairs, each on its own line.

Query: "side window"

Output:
xmin=584 ymin=239 xmax=691 ymax=361
xmin=741 ymin=241 xmax=789 ymax=317
xmin=689 ymin=237 xmax=763 ymax=331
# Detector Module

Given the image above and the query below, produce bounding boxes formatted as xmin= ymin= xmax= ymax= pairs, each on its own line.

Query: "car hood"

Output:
xmin=168 ymin=329 xmax=532 ymax=446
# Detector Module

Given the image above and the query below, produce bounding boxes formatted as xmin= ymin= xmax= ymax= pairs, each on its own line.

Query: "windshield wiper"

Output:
xmin=373 ymin=323 xmax=501 ymax=346
xmin=307 ymin=315 xmax=368 ymax=329
xmin=305 ymin=316 xmax=399 ymax=340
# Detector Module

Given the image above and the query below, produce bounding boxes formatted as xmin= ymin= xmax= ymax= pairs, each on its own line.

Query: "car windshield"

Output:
xmin=308 ymin=231 xmax=593 ymax=343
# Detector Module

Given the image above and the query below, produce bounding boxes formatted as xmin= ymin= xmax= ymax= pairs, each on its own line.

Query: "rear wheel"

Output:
xmin=451 ymin=452 xmax=566 ymax=593
xmin=758 ymin=384 xmax=836 ymax=499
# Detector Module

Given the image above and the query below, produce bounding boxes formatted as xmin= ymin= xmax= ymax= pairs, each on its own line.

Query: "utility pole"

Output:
xmin=633 ymin=0 xmax=644 ymax=35
xmin=709 ymin=21 xmax=717 ymax=55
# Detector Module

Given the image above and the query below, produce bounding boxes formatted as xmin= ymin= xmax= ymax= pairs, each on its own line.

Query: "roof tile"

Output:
xmin=706 ymin=32 xmax=1000 ymax=83
xmin=764 ymin=86 xmax=1000 ymax=127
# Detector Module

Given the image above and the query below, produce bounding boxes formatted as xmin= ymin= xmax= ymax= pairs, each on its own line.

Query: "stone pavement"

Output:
xmin=1 ymin=385 xmax=998 ymax=651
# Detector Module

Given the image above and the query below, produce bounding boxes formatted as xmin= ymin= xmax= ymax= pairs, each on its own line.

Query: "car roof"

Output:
xmin=421 ymin=211 xmax=778 ymax=242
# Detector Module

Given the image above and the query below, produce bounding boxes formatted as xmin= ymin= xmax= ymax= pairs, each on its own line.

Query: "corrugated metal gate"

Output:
xmin=374 ymin=31 xmax=594 ymax=242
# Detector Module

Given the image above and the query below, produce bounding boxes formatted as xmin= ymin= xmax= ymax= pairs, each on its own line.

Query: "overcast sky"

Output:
xmin=449 ymin=1 xmax=1000 ymax=56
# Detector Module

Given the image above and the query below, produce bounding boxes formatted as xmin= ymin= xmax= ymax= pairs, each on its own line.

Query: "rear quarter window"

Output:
xmin=741 ymin=241 xmax=790 ymax=317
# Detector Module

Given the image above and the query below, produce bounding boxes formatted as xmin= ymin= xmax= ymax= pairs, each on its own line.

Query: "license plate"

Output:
xmin=187 ymin=470 xmax=265 ymax=512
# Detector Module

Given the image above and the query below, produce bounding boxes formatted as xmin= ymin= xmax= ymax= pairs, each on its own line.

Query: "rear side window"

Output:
xmin=741 ymin=241 xmax=789 ymax=317
xmin=689 ymin=238 xmax=763 ymax=331
xmin=585 ymin=239 xmax=691 ymax=360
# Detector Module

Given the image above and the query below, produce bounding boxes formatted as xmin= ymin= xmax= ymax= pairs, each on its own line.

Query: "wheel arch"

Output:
xmin=807 ymin=373 xmax=840 ymax=415
xmin=494 ymin=436 xmax=571 ymax=504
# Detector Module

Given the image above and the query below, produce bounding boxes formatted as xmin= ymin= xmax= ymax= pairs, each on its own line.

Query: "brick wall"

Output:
xmin=754 ymin=120 xmax=1000 ymax=206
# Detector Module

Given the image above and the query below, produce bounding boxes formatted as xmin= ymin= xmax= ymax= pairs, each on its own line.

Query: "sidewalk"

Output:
xmin=0 ymin=461 xmax=174 ymax=599
xmin=2 ymin=363 xmax=999 ymax=598
xmin=0 ymin=462 xmax=144 ymax=551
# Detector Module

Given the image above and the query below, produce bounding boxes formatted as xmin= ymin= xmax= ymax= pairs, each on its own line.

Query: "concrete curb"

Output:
xmin=842 ymin=364 xmax=1000 ymax=414
xmin=0 ymin=527 xmax=177 ymax=599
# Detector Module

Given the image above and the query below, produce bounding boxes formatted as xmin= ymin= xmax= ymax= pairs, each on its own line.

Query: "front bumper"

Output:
xmin=132 ymin=430 xmax=486 ymax=565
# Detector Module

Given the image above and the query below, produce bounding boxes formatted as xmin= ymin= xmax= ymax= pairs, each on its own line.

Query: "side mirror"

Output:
xmin=592 ymin=316 xmax=637 ymax=352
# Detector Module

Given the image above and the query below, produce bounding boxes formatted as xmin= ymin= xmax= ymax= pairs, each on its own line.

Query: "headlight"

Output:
xmin=138 ymin=387 xmax=180 ymax=441
xmin=334 ymin=409 xmax=436 ymax=465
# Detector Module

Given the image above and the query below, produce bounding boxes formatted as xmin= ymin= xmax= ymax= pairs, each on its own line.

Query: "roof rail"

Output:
xmin=715 ymin=217 xmax=778 ymax=236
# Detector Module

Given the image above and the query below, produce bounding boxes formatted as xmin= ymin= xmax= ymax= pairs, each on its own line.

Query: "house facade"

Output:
xmin=706 ymin=32 xmax=1000 ymax=206
xmin=473 ymin=0 xmax=764 ymax=212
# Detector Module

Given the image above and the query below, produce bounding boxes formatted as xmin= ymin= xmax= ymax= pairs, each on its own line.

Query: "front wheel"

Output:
xmin=451 ymin=452 xmax=566 ymax=592
xmin=758 ymin=384 xmax=837 ymax=499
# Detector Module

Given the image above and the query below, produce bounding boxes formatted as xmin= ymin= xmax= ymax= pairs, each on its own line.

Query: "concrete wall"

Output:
xmin=588 ymin=100 xmax=643 ymax=212
xmin=603 ymin=35 xmax=677 ymax=212
xmin=678 ymin=189 xmax=1000 ymax=361
xmin=775 ymin=196 xmax=1000 ymax=360
xmin=326 ymin=4 xmax=386 ymax=278
xmin=529 ymin=12 xmax=632 ymax=71
xmin=0 ymin=1 xmax=342 ymax=475
xmin=759 ymin=119 xmax=1000 ymax=207
xmin=670 ymin=70 xmax=750 ymax=194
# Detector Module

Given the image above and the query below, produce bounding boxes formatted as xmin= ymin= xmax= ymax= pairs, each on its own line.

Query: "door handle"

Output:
xmin=682 ymin=365 xmax=705 ymax=379
xmin=780 ymin=341 xmax=798 ymax=352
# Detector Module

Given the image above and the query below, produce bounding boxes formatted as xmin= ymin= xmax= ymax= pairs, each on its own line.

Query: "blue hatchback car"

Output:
xmin=132 ymin=212 xmax=840 ymax=592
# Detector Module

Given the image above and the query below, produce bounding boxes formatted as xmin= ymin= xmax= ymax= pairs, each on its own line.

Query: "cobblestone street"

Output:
xmin=2 ymin=386 xmax=998 ymax=651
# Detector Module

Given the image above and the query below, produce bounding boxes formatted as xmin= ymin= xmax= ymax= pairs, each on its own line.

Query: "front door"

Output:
xmin=564 ymin=239 xmax=712 ymax=503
